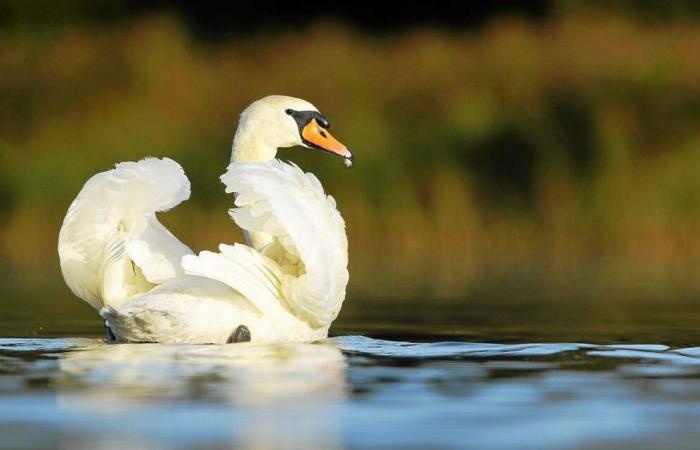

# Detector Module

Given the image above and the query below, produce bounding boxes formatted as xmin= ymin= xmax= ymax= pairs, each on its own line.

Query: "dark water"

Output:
xmin=4 ymin=332 xmax=700 ymax=449
xmin=4 ymin=287 xmax=700 ymax=449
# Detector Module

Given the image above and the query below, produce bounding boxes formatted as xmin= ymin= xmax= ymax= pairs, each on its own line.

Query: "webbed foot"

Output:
xmin=227 ymin=325 xmax=251 ymax=343
xmin=104 ymin=324 xmax=116 ymax=343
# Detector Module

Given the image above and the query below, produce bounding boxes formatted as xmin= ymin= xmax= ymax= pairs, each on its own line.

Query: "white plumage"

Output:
xmin=58 ymin=96 xmax=352 ymax=344
xmin=220 ymin=161 xmax=348 ymax=328
xmin=58 ymin=157 xmax=192 ymax=311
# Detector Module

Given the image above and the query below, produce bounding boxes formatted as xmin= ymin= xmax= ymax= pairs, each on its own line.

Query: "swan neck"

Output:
xmin=230 ymin=129 xmax=278 ymax=163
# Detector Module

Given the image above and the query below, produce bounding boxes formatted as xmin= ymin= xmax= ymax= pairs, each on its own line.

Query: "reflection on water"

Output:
xmin=57 ymin=340 xmax=346 ymax=404
xmin=1 ymin=339 xmax=345 ymax=449
xmin=3 ymin=337 xmax=700 ymax=449
xmin=58 ymin=341 xmax=347 ymax=449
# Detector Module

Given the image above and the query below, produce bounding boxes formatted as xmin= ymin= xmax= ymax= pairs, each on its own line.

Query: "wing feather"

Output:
xmin=58 ymin=157 xmax=193 ymax=310
xmin=220 ymin=160 xmax=349 ymax=328
xmin=181 ymin=243 xmax=286 ymax=317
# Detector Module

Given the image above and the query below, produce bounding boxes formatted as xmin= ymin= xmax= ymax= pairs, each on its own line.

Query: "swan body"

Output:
xmin=58 ymin=96 xmax=352 ymax=344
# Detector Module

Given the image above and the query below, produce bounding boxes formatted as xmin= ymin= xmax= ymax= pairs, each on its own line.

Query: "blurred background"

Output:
xmin=4 ymin=0 xmax=700 ymax=340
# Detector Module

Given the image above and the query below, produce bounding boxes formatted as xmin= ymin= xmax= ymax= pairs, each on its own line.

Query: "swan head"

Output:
xmin=231 ymin=95 xmax=353 ymax=166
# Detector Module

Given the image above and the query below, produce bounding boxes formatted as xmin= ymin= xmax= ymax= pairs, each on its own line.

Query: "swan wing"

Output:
xmin=58 ymin=157 xmax=193 ymax=310
xmin=181 ymin=243 xmax=286 ymax=317
xmin=219 ymin=160 xmax=349 ymax=328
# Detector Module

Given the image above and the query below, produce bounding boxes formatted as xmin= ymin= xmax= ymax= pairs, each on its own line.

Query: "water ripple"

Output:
xmin=333 ymin=335 xmax=700 ymax=365
xmin=2 ymin=336 xmax=700 ymax=449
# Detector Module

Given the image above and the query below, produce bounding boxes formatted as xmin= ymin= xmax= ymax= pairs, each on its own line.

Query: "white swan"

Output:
xmin=58 ymin=95 xmax=353 ymax=344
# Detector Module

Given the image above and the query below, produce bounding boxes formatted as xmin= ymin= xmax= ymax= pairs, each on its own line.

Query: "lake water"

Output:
xmin=3 ymin=298 xmax=700 ymax=450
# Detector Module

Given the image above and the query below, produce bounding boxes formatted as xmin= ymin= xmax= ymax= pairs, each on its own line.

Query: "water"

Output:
xmin=4 ymin=283 xmax=700 ymax=449
xmin=3 ymin=331 xmax=700 ymax=449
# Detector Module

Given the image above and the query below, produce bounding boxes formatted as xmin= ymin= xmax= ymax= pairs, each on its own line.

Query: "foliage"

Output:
xmin=3 ymin=12 xmax=700 ymax=312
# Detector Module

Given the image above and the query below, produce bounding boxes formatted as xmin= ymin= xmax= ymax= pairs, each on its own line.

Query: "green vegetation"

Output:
xmin=4 ymin=11 xmax=700 ymax=329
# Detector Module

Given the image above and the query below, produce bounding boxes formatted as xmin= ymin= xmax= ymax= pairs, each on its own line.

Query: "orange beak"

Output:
xmin=302 ymin=119 xmax=353 ymax=160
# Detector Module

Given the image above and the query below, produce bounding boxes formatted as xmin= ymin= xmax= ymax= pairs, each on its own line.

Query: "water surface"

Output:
xmin=3 ymin=333 xmax=700 ymax=449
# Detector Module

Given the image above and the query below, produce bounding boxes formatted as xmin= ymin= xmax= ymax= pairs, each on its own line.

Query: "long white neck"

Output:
xmin=231 ymin=130 xmax=278 ymax=163
xmin=229 ymin=124 xmax=277 ymax=249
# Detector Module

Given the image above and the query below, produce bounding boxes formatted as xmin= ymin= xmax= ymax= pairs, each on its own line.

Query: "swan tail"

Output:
xmin=58 ymin=157 xmax=193 ymax=311
xmin=220 ymin=160 xmax=349 ymax=328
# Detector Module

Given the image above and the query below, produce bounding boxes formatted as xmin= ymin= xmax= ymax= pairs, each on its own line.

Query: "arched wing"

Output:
xmin=59 ymin=157 xmax=193 ymax=310
xmin=220 ymin=160 xmax=349 ymax=328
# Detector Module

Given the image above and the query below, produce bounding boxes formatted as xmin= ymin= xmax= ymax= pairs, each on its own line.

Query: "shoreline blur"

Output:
xmin=4 ymin=9 xmax=700 ymax=331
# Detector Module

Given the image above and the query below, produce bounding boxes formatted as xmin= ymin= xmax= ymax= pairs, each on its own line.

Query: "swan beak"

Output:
xmin=302 ymin=119 xmax=353 ymax=161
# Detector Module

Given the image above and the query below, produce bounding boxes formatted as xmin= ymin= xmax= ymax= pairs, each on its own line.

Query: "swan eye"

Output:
xmin=285 ymin=109 xmax=294 ymax=115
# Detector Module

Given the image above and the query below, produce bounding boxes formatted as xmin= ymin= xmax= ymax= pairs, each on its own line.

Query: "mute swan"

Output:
xmin=58 ymin=95 xmax=353 ymax=344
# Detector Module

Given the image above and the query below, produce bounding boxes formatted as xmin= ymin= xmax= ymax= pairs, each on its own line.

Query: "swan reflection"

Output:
xmin=54 ymin=340 xmax=346 ymax=448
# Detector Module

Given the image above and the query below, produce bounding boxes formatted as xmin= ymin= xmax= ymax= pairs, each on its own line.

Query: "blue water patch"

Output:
xmin=2 ymin=337 xmax=700 ymax=449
